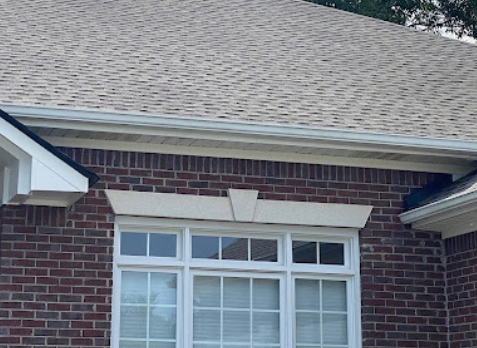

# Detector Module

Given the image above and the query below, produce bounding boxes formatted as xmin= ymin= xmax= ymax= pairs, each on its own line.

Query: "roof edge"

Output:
xmin=0 ymin=107 xmax=99 ymax=187
xmin=3 ymin=103 xmax=477 ymax=156
xmin=399 ymin=190 xmax=477 ymax=224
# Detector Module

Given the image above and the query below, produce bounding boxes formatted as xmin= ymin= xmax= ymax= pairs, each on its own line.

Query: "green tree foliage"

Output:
xmin=305 ymin=0 xmax=477 ymax=39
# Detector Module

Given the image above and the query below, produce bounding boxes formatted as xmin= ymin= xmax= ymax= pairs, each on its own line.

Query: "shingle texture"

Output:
xmin=1 ymin=0 xmax=476 ymax=139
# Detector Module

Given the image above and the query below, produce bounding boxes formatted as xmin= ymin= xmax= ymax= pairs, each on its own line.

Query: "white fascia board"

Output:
xmin=399 ymin=190 xmax=477 ymax=225
xmin=399 ymin=190 xmax=477 ymax=238
xmin=0 ymin=117 xmax=90 ymax=206
xmin=0 ymin=117 xmax=88 ymax=191
xmin=4 ymin=103 xmax=477 ymax=159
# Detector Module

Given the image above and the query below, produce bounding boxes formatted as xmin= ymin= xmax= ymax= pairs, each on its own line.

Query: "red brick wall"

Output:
xmin=0 ymin=148 xmax=450 ymax=348
xmin=446 ymin=232 xmax=477 ymax=348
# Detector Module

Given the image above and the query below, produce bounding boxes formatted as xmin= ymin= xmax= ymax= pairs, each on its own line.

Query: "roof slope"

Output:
xmin=1 ymin=0 xmax=476 ymax=140
xmin=409 ymin=169 xmax=477 ymax=208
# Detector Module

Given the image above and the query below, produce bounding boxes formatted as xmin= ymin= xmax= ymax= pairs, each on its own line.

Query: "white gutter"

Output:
xmin=399 ymin=190 xmax=477 ymax=224
xmin=3 ymin=103 xmax=477 ymax=156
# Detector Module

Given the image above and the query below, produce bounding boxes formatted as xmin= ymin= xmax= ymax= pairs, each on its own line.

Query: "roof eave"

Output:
xmin=2 ymin=103 xmax=477 ymax=175
xmin=4 ymin=103 xmax=477 ymax=154
xmin=399 ymin=191 xmax=477 ymax=239
xmin=0 ymin=108 xmax=98 ymax=207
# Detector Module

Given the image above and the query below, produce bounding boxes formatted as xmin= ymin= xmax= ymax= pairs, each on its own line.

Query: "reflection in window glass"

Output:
xmin=150 ymin=273 xmax=177 ymax=305
xmin=120 ymin=271 xmax=177 ymax=348
xmin=251 ymin=239 xmax=278 ymax=262
xmin=150 ymin=233 xmax=177 ymax=258
xmin=121 ymin=232 xmax=147 ymax=256
xmin=192 ymin=236 xmax=219 ymax=259
xmin=292 ymin=241 xmax=317 ymax=264
xmin=320 ymin=242 xmax=344 ymax=265
xmin=194 ymin=277 xmax=220 ymax=308
xmin=121 ymin=272 xmax=148 ymax=304
xmin=222 ymin=237 xmax=248 ymax=260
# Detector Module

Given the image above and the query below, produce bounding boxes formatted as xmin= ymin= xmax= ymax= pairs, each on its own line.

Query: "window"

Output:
xmin=112 ymin=219 xmax=361 ymax=348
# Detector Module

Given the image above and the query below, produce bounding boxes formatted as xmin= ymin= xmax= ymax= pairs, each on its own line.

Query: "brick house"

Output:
xmin=1 ymin=0 xmax=477 ymax=347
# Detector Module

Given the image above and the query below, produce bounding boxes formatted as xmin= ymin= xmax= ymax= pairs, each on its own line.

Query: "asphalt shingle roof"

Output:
xmin=1 ymin=0 xmax=476 ymax=140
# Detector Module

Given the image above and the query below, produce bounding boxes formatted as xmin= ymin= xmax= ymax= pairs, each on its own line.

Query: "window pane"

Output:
xmin=224 ymin=277 xmax=250 ymax=308
xmin=149 ymin=342 xmax=176 ymax=348
xmin=192 ymin=236 xmax=219 ymax=259
xmin=194 ymin=345 xmax=220 ymax=348
xmin=150 ymin=273 xmax=177 ymax=305
xmin=120 ymin=306 xmax=147 ymax=338
xmin=121 ymin=272 xmax=148 ymax=304
xmin=223 ymin=311 xmax=250 ymax=343
xmin=150 ymin=233 xmax=177 ymax=257
xmin=322 ymin=281 xmax=347 ymax=312
xmin=222 ymin=237 xmax=249 ymax=260
xmin=194 ymin=276 xmax=220 ymax=308
xmin=295 ymin=279 xmax=320 ymax=310
xmin=121 ymin=232 xmax=147 ymax=256
xmin=292 ymin=241 xmax=317 ymax=264
xmin=296 ymin=312 xmax=321 ymax=344
xmin=320 ymin=242 xmax=344 ymax=265
xmin=251 ymin=239 xmax=278 ymax=262
xmin=120 ymin=272 xmax=177 ymax=347
xmin=253 ymin=279 xmax=279 ymax=310
xmin=253 ymin=312 xmax=279 ymax=343
xmin=193 ymin=309 xmax=221 ymax=341
xmin=149 ymin=307 xmax=176 ymax=339
xmin=323 ymin=313 xmax=348 ymax=344
xmin=120 ymin=341 xmax=147 ymax=348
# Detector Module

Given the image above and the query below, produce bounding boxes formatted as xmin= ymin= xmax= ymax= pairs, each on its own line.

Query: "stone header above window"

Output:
xmin=105 ymin=189 xmax=373 ymax=228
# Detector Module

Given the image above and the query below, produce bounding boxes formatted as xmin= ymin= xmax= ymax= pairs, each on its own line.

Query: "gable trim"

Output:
xmin=0 ymin=109 xmax=99 ymax=207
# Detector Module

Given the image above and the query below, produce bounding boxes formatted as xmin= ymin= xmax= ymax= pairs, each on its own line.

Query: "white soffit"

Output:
xmin=0 ymin=116 xmax=90 ymax=207
xmin=4 ymin=103 xmax=477 ymax=174
xmin=399 ymin=191 xmax=477 ymax=239
xmin=105 ymin=189 xmax=373 ymax=228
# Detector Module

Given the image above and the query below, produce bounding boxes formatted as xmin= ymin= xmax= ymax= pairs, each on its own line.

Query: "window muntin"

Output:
xmin=114 ymin=222 xmax=359 ymax=348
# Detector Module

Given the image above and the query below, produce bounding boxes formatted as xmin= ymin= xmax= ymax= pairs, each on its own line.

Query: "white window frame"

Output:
xmin=111 ymin=217 xmax=362 ymax=348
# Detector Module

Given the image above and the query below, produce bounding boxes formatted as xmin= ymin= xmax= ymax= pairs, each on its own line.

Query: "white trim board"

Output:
xmin=400 ymin=190 xmax=477 ymax=239
xmin=105 ymin=188 xmax=373 ymax=228
xmin=3 ymin=103 xmax=477 ymax=175
xmin=0 ymin=117 xmax=89 ymax=206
